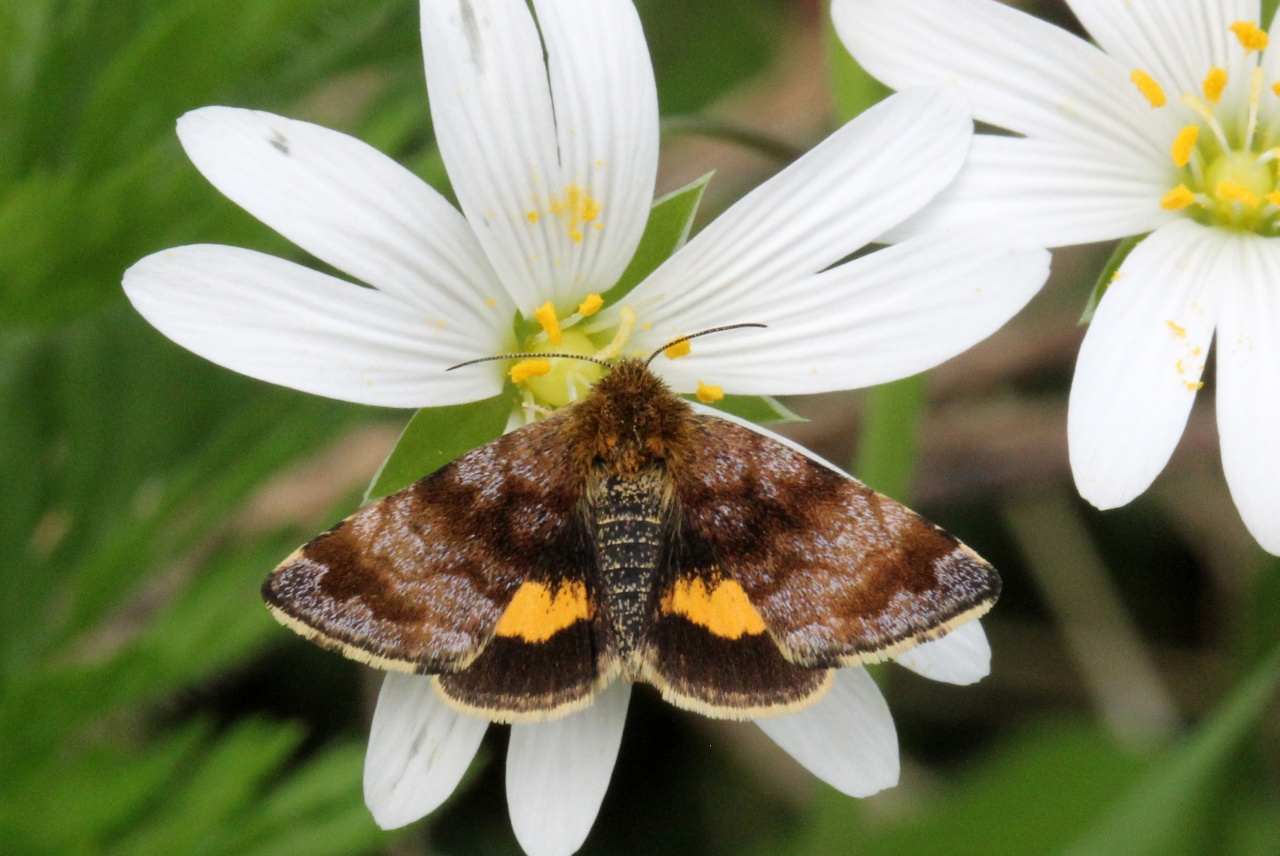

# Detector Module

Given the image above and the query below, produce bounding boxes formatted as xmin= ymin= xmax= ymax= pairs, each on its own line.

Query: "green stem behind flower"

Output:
xmin=852 ymin=374 xmax=928 ymax=503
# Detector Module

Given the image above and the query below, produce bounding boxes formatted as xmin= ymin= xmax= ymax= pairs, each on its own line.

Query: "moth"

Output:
xmin=264 ymin=337 xmax=998 ymax=722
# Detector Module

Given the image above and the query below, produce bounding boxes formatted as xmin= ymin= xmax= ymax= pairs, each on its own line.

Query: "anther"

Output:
xmin=1131 ymin=69 xmax=1166 ymax=107
xmin=1218 ymin=181 xmax=1262 ymax=207
xmin=510 ymin=359 xmax=552 ymax=384
xmin=577 ymin=294 xmax=604 ymax=317
xmin=1160 ymin=185 xmax=1196 ymax=210
xmin=1230 ymin=21 xmax=1269 ymax=54
xmin=1203 ymin=67 xmax=1228 ymax=103
xmin=1172 ymin=126 xmax=1199 ymax=168
xmin=696 ymin=382 xmax=725 ymax=404
xmin=534 ymin=301 xmax=563 ymax=347
xmin=663 ymin=340 xmax=692 ymax=360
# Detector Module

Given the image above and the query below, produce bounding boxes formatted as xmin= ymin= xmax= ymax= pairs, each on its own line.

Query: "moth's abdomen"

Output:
xmin=588 ymin=467 xmax=667 ymax=672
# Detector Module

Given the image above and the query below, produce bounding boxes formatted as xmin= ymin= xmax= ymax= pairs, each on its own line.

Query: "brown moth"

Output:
xmin=263 ymin=344 xmax=998 ymax=723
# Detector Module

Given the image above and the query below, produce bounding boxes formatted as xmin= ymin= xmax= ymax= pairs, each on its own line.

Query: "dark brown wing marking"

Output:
xmin=670 ymin=415 xmax=998 ymax=667
xmin=263 ymin=412 xmax=599 ymax=678
xmin=641 ymin=515 xmax=832 ymax=720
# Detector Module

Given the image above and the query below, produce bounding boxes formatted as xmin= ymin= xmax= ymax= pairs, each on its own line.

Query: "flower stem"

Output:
xmin=852 ymin=374 xmax=928 ymax=504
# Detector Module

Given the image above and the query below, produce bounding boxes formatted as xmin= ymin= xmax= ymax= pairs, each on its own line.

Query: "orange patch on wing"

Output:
xmin=494 ymin=581 xmax=591 ymax=643
xmin=664 ymin=577 xmax=767 ymax=639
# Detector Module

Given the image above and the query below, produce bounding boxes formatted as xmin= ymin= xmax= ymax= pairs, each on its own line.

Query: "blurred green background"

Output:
xmin=2 ymin=1 xmax=1278 ymax=854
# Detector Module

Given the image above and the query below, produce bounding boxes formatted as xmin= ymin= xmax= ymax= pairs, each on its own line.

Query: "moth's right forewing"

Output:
xmin=263 ymin=414 xmax=587 ymax=674
xmin=673 ymin=415 xmax=999 ymax=667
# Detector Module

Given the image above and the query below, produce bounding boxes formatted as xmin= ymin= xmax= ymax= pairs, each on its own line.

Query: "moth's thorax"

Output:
xmin=567 ymin=359 xmax=693 ymax=476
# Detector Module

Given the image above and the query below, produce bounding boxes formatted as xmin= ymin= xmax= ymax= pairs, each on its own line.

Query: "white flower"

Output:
xmin=124 ymin=0 xmax=1049 ymax=853
xmin=835 ymin=0 xmax=1280 ymax=554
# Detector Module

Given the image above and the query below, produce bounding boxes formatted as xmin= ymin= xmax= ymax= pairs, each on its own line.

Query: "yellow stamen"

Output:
xmin=1246 ymin=67 xmax=1266 ymax=150
xmin=696 ymin=382 xmax=725 ymax=404
xmin=1180 ymin=94 xmax=1231 ymax=150
xmin=663 ymin=340 xmax=692 ymax=360
xmin=577 ymin=294 xmax=604 ymax=317
xmin=1273 ymin=81 xmax=1280 ymax=98
xmin=1166 ymin=320 xmax=1188 ymax=338
xmin=533 ymin=301 xmax=563 ymax=347
xmin=1230 ymin=21 xmax=1269 ymax=53
xmin=1171 ymin=126 xmax=1200 ymax=168
xmin=1217 ymin=180 xmax=1262 ymax=207
xmin=1160 ymin=185 xmax=1196 ymax=210
xmin=510 ymin=359 xmax=552 ymax=384
xmin=1131 ymin=69 xmax=1166 ymax=107
xmin=593 ymin=307 xmax=636 ymax=361
xmin=1267 ymin=191 xmax=1280 ymax=206
xmin=1203 ymin=67 xmax=1228 ymax=102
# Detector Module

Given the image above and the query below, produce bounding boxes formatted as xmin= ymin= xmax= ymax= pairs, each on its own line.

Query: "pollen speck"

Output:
xmin=1217 ymin=180 xmax=1262 ymax=207
xmin=1230 ymin=21 xmax=1269 ymax=53
xmin=1166 ymin=320 xmax=1188 ymax=338
xmin=1203 ymin=67 xmax=1228 ymax=102
xmin=534 ymin=301 xmax=563 ymax=346
xmin=664 ymin=340 xmax=691 ymax=360
xmin=1183 ymin=380 xmax=1205 ymax=391
xmin=510 ymin=359 xmax=552 ymax=384
xmin=577 ymin=294 xmax=604 ymax=317
xmin=1172 ymin=126 xmax=1200 ymax=167
xmin=486 ymin=298 xmax=497 ymax=308
xmin=696 ymin=382 xmax=724 ymax=404
xmin=1160 ymin=185 xmax=1196 ymax=210
xmin=1131 ymin=69 xmax=1166 ymax=107
xmin=527 ymin=211 xmax=540 ymax=224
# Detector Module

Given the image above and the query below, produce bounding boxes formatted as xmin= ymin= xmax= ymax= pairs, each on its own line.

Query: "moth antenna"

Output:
xmin=645 ymin=323 xmax=768 ymax=366
xmin=446 ymin=352 xmax=610 ymax=371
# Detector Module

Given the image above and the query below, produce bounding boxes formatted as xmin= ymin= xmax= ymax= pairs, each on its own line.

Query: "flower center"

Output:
xmin=507 ymin=297 xmax=636 ymax=414
xmin=1136 ymin=20 xmax=1280 ymax=233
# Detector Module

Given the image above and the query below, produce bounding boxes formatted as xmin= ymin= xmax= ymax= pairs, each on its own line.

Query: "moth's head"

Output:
xmin=579 ymin=358 xmax=687 ymax=473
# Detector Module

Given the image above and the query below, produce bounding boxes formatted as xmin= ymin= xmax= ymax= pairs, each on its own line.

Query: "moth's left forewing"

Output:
xmin=672 ymin=415 xmax=998 ymax=668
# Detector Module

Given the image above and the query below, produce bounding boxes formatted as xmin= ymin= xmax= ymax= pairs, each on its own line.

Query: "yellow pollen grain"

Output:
xmin=533 ymin=301 xmax=563 ymax=346
xmin=1217 ymin=180 xmax=1262 ymax=207
xmin=665 ymin=578 xmax=765 ymax=639
xmin=577 ymin=294 xmax=604 ymax=317
xmin=1171 ymin=126 xmax=1200 ymax=167
xmin=1131 ymin=69 xmax=1166 ymax=107
xmin=486 ymin=298 xmax=497 ymax=308
xmin=1184 ymin=380 xmax=1205 ymax=391
xmin=568 ymin=228 xmax=584 ymax=244
xmin=1160 ymin=185 xmax=1196 ymax=210
xmin=663 ymin=339 xmax=692 ymax=360
xmin=526 ymin=211 xmax=540 ymax=224
xmin=1231 ymin=21 xmax=1269 ymax=53
xmin=1203 ymin=67 xmax=1228 ymax=102
xmin=696 ymin=382 xmax=725 ymax=404
xmin=1166 ymin=320 xmax=1188 ymax=338
xmin=510 ymin=359 xmax=552 ymax=384
xmin=494 ymin=581 xmax=591 ymax=643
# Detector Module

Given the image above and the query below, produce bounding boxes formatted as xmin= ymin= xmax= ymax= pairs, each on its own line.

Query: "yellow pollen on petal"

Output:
xmin=547 ymin=184 xmax=604 ymax=243
xmin=533 ymin=301 xmax=563 ymax=346
xmin=1131 ymin=69 xmax=1167 ymax=107
xmin=510 ymin=359 xmax=552 ymax=384
xmin=1230 ymin=21 xmax=1269 ymax=53
xmin=1172 ymin=126 xmax=1200 ymax=167
xmin=577 ymin=294 xmax=604 ymax=317
xmin=663 ymin=340 xmax=691 ymax=360
xmin=486 ymin=298 xmax=497 ymax=308
xmin=1217 ymin=180 xmax=1262 ymax=207
xmin=526 ymin=211 xmax=540 ymax=224
xmin=696 ymin=382 xmax=724 ymax=404
xmin=1184 ymin=380 xmax=1205 ymax=391
xmin=1160 ymin=185 xmax=1196 ymax=210
xmin=1166 ymin=320 xmax=1188 ymax=338
xmin=1203 ymin=67 xmax=1228 ymax=102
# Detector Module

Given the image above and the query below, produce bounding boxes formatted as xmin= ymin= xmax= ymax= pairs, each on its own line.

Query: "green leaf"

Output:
xmin=693 ymin=394 xmax=806 ymax=426
xmin=1065 ymin=640 xmax=1280 ymax=856
xmin=365 ymin=395 xmax=513 ymax=501
xmin=1080 ymin=235 xmax=1144 ymax=326
xmin=601 ymin=171 xmax=713 ymax=307
xmin=1265 ymin=0 xmax=1278 ymax=29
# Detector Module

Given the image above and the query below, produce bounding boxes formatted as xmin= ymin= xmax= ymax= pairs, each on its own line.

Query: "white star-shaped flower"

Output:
xmin=836 ymin=0 xmax=1280 ymax=554
xmin=124 ymin=1 xmax=1049 ymax=854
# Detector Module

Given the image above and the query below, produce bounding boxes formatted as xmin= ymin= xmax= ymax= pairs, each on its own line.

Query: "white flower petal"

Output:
xmin=893 ymin=620 xmax=991 ymax=685
xmin=885 ymin=134 xmax=1176 ymax=248
xmin=1068 ymin=219 xmax=1224 ymax=509
xmin=832 ymin=0 xmax=1176 ymax=159
xmin=1069 ymin=0 xmax=1256 ymax=99
xmin=420 ymin=0 xmax=656 ymax=312
xmin=646 ymin=233 xmax=1048 ymax=396
xmin=177 ymin=107 xmax=511 ymax=324
xmin=506 ymin=682 xmax=630 ymax=856
xmin=1215 ymin=232 xmax=1280 ymax=554
xmin=124 ymin=245 xmax=506 ymax=407
xmin=619 ymin=86 xmax=973 ymax=349
xmin=754 ymin=669 xmax=899 ymax=797
xmin=364 ymin=673 xmax=489 ymax=829
xmin=531 ymin=0 xmax=659 ymax=297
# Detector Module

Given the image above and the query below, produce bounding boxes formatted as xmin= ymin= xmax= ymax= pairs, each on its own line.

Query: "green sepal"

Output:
xmin=691 ymin=393 xmax=806 ymax=426
xmin=600 ymin=172 xmax=713 ymax=307
xmin=364 ymin=395 xmax=512 ymax=502
xmin=1265 ymin=0 xmax=1279 ymax=29
xmin=1080 ymin=234 xmax=1145 ymax=326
